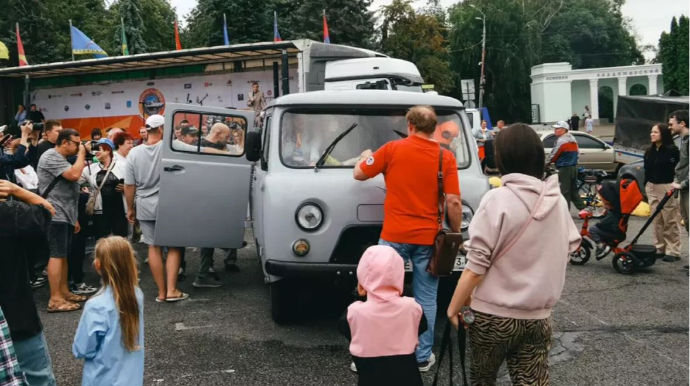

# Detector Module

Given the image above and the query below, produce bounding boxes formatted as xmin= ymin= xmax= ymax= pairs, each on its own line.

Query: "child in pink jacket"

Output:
xmin=338 ymin=246 xmax=427 ymax=386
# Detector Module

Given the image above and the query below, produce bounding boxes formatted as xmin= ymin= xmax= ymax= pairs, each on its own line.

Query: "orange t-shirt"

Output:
xmin=361 ymin=135 xmax=461 ymax=245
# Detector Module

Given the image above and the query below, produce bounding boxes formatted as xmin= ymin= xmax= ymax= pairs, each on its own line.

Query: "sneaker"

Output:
xmin=177 ymin=267 xmax=186 ymax=282
xmin=193 ymin=277 xmax=223 ymax=288
xmin=208 ymin=267 xmax=221 ymax=280
xmin=30 ymin=277 xmax=47 ymax=289
xmin=595 ymin=244 xmax=610 ymax=259
xmin=663 ymin=255 xmax=680 ymax=262
xmin=418 ymin=353 xmax=436 ymax=373
xmin=349 ymin=362 xmax=357 ymax=373
xmin=72 ymin=282 xmax=98 ymax=295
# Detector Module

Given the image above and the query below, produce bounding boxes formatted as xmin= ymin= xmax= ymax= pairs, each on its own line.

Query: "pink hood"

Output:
xmin=465 ymin=174 xmax=581 ymax=319
xmin=348 ymin=246 xmax=423 ymax=357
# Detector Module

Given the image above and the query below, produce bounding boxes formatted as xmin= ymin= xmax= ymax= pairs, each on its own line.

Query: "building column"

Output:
xmin=648 ymin=74 xmax=658 ymax=95
xmin=618 ymin=77 xmax=627 ymax=96
xmin=589 ymin=78 xmax=599 ymax=120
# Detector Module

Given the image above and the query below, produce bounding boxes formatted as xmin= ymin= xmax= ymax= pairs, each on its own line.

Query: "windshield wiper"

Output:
xmin=314 ymin=123 xmax=358 ymax=171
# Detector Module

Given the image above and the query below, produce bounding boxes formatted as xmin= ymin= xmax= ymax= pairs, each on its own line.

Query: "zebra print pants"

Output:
xmin=468 ymin=311 xmax=552 ymax=386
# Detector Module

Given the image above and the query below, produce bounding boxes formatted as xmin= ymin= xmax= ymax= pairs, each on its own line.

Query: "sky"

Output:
xmin=171 ymin=0 xmax=688 ymax=52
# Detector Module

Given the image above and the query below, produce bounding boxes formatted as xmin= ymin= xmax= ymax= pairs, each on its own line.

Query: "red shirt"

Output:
xmin=361 ymin=135 xmax=461 ymax=245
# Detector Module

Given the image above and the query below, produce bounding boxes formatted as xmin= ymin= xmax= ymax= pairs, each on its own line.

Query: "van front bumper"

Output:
xmin=265 ymin=260 xmax=358 ymax=277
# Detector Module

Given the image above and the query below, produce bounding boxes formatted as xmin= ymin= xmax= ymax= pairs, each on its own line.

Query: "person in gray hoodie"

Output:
xmin=447 ymin=124 xmax=581 ymax=386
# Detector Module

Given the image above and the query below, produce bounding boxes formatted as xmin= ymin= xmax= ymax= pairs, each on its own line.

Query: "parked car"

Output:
xmin=536 ymin=130 xmax=620 ymax=173
xmin=153 ymin=90 xmax=490 ymax=323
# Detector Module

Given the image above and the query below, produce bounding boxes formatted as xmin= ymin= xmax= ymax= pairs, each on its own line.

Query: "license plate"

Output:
xmin=403 ymin=254 xmax=466 ymax=272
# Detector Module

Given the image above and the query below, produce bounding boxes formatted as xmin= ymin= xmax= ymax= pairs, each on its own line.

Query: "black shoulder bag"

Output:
xmin=427 ymin=146 xmax=463 ymax=277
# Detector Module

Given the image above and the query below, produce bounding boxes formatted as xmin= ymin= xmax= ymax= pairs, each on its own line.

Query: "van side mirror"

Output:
xmin=245 ymin=130 xmax=262 ymax=162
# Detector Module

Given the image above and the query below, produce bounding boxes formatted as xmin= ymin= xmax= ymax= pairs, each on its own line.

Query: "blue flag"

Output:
xmin=71 ymin=26 xmax=108 ymax=57
xmin=223 ymin=14 xmax=230 ymax=45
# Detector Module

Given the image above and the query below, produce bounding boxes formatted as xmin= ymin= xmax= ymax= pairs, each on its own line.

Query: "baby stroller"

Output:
xmin=570 ymin=177 xmax=675 ymax=274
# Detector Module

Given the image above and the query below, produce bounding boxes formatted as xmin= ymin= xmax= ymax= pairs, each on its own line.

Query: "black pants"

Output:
xmin=94 ymin=196 xmax=128 ymax=239
xmin=67 ymin=193 xmax=90 ymax=284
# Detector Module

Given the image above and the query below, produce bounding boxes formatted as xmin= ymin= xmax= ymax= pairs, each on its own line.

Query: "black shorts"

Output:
xmin=48 ymin=222 xmax=74 ymax=258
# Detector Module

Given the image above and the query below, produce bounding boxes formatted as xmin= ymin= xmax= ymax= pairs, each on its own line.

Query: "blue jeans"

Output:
xmin=379 ymin=239 xmax=438 ymax=362
xmin=13 ymin=332 xmax=56 ymax=386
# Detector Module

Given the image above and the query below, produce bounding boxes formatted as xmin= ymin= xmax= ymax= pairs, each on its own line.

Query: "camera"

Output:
xmin=21 ymin=120 xmax=44 ymax=131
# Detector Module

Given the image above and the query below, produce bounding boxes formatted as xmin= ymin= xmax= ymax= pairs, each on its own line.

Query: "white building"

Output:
xmin=530 ymin=62 xmax=663 ymax=124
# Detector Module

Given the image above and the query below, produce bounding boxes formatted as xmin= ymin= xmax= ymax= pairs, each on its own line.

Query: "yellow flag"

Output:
xmin=0 ymin=41 xmax=8 ymax=60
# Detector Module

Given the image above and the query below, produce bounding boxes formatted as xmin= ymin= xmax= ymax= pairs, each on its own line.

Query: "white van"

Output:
xmin=153 ymin=90 xmax=489 ymax=323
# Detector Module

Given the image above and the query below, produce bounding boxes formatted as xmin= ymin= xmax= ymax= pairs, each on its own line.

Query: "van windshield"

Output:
xmin=279 ymin=108 xmax=470 ymax=169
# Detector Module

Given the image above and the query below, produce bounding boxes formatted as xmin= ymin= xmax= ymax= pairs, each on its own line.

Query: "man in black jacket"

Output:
xmin=0 ymin=180 xmax=56 ymax=386
xmin=0 ymin=121 xmax=37 ymax=182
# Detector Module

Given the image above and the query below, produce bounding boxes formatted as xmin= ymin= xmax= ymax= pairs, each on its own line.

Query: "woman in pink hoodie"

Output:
xmin=447 ymin=124 xmax=581 ymax=386
xmin=338 ymin=246 xmax=427 ymax=386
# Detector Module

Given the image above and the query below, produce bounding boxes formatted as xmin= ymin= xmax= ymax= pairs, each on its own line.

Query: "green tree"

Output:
xmin=112 ymin=0 xmax=149 ymax=54
xmin=184 ymin=0 xmax=272 ymax=47
xmin=379 ymin=0 xmax=456 ymax=93
xmin=274 ymin=0 xmax=375 ymax=48
xmin=658 ymin=16 xmax=689 ymax=95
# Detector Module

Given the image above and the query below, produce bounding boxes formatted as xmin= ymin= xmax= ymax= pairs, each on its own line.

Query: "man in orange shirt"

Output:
xmin=353 ymin=105 xmax=463 ymax=372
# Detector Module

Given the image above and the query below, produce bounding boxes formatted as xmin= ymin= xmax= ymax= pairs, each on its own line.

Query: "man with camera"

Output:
xmin=37 ymin=129 xmax=88 ymax=313
xmin=1 ymin=120 xmax=38 ymax=183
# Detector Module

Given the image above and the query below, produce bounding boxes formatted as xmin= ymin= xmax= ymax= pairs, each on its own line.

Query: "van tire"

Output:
xmin=270 ymin=279 xmax=293 ymax=324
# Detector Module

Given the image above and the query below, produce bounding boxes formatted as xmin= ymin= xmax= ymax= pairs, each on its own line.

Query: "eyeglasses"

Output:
xmin=69 ymin=139 xmax=81 ymax=146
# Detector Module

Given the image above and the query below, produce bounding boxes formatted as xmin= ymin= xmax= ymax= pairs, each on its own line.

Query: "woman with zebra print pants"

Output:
xmin=447 ymin=124 xmax=581 ymax=385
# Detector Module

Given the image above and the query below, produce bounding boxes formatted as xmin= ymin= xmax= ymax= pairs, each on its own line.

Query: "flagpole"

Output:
xmin=69 ymin=19 xmax=74 ymax=61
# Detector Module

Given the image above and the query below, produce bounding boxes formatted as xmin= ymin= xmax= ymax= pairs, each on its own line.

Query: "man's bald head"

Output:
xmin=208 ymin=123 xmax=231 ymax=144
xmin=108 ymin=128 xmax=124 ymax=140
xmin=406 ymin=105 xmax=437 ymax=134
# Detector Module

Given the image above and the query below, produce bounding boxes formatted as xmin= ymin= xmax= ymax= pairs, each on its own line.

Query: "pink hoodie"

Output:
xmin=465 ymin=174 xmax=581 ymax=320
xmin=347 ymin=246 xmax=423 ymax=358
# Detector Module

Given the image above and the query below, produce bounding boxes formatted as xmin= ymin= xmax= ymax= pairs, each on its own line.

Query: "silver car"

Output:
xmin=154 ymin=91 xmax=489 ymax=322
xmin=536 ymin=130 xmax=620 ymax=173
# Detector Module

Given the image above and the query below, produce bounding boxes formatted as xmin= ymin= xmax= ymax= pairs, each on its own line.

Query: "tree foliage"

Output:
xmin=112 ymin=0 xmax=149 ymax=55
xmin=657 ymin=16 xmax=689 ymax=95
xmin=379 ymin=0 xmax=455 ymax=93
xmin=449 ymin=0 xmax=644 ymax=122
xmin=184 ymin=0 xmax=272 ymax=47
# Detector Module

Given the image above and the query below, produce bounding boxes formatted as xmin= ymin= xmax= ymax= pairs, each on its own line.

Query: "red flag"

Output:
xmin=174 ymin=20 xmax=182 ymax=50
xmin=15 ymin=23 xmax=28 ymax=67
xmin=323 ymin=10 xmax=330 ymax=44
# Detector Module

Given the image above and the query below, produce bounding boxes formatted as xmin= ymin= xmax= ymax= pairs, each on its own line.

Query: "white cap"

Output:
xmin=145 ymin=115 xmax=165 ymax=130
xmin=552 ymin=120 xmax=569 ymax=129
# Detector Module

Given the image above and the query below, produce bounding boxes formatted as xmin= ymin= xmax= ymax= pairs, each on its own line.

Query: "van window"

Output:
xmin=261 ymin=115 xmax=271 ymax=170
xmin=466 ymin=112 xmax=474 ymax=128
xmin=170 ymin=112 xmax=246 ymax=157
xmin=279 ymin=108 xmax=470 ymax=169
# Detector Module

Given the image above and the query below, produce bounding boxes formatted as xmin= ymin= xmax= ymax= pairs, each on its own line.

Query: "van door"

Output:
xmin=153 ymin=103 xmax=255 ymax=248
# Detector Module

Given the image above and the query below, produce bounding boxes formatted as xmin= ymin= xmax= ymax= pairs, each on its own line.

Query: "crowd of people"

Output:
xmin=0 ymin=101 xmax=687 ymax=386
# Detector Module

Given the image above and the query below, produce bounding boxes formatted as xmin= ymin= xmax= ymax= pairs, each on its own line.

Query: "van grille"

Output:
xmin=329 ymin=225 xmax=383 ymax=265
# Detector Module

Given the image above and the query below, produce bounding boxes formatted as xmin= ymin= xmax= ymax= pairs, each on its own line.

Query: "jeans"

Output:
xmin=13 ymin=332 xmax=56 ymax=386
xmin=197 ymin=248 xmax=237 ymax=279
xmin=379 ymin=239 xmax=438 ymax=362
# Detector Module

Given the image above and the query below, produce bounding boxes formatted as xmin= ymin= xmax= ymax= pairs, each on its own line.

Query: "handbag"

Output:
xmin=427 ymin=146 xmax=463 ymax=277
xmin=85 ymin=160 xmax=115 ymax=216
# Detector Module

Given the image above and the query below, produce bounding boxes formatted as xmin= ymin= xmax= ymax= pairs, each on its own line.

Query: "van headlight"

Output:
xmin=461 ymin=204 xmax=474 ymax=231
xmin=295 ymin=203 xmax=324 ymax=231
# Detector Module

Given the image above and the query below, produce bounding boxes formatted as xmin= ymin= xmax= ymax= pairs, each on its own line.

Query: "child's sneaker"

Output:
xmin=418 ymin=353 xmax=436 ymax=372
xmin=71 ymin=282 xmax=98 ymax=295
xmin=595 ymin=244 xmax=610 ymax=259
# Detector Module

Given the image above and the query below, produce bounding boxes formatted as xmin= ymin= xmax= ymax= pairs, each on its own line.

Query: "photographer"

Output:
xmin=0 ymin=179 xmax=57 ymax=385
xmin=1 ymin=120 xmax=38 ymax=182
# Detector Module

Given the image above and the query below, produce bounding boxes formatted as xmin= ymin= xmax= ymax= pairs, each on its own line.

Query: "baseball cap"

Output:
xmin=145 ymin=115 xmax=165 ymax=130
xmin=552 ymin=121 xmax=569 ymax=130
xmin=96 ymin=138 xmax=115 ymax=150
xmin=181 ymin=126 xmax=199 ymax=136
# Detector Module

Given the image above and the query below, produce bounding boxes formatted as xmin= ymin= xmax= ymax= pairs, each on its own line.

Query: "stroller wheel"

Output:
xmin=570 ymin=242 xmax=591 ymax=265
xmin=612 ymin=252 xmax=636 ymax=274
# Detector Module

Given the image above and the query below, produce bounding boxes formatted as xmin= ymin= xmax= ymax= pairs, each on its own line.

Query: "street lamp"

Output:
xmin=470 ymin=4 xmax=486 ymax=109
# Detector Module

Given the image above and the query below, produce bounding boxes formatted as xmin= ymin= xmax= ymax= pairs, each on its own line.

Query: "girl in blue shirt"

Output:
xmin=73 ymin=236 xmax=144 ymax=386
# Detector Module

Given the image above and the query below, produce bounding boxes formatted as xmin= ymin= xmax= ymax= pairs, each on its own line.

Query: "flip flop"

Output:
xmin=47 ymin=300 xmax=81 ymax=313
xmin=155 ymin=297 xmax=166 ymax=303
xmin=66 ymin=293 xmax=88 ymax=303
xmin=165 ymin=292 xmax=189 ymax=302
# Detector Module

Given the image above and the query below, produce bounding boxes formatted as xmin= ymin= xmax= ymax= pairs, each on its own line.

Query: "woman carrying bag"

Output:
xmin=644 ymin=123 xmax=681 ymax=262
xmin=446 ymin=124 xmax=581 ymax=386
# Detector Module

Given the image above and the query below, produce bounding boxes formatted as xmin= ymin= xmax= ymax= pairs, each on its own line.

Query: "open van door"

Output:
xmin=153 ymin=103 xmax=255 ymax=248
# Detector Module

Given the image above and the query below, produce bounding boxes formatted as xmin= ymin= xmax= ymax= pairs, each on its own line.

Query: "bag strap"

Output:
xmin=431 ymin=320 xmax=469 ymax=386
xmin=40 ymin=175 xmax=63 ymax=199
xmin=437 ymin=146 xmax=444 ymax=230
xmin=492 ymin=184 xmax=546 ymax=265
xmin=95 ymin=160 xmax=116 ymax=195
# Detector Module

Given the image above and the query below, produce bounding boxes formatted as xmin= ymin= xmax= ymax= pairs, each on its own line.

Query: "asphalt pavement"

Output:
xmin=34 ymin=211 xmax=688 ymax=386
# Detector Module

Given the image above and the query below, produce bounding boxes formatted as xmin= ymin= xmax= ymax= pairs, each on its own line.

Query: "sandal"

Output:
xmin=165 ymin=292 xmax=189 ymax=302
xmin=47 ymin=300 xmax=81 ymax=313
xmin=65 ymin=293 xmax=88 ymax=303
xmin=155 ymin=297 xmax=166 ymax=303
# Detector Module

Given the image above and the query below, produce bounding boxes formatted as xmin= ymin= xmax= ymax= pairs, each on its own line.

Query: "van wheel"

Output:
xmin=270 ymin=279 xmax=293 ymax=324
